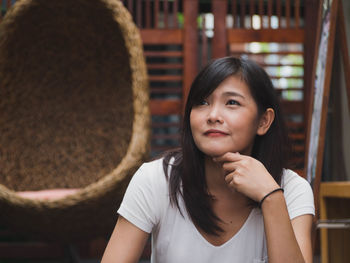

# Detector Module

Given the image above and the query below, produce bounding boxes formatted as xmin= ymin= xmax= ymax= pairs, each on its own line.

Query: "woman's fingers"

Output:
xmin=213 ymin=152 xmax=242 ymax=163
xmin=213 ymin=152 xmax=279 ymax=201
xmin=213 ymin=152 xmax=242 ymax=175
xmin=224 ymin=172 xmax=234 ymax=183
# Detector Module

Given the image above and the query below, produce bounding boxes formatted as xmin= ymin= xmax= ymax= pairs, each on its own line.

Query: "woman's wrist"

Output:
xmin=259 ymin=187 xmax=284 ymax=208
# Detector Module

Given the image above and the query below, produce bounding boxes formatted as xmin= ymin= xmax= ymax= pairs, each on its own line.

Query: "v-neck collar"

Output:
xmin=190 ymin=208 xmax=257 ymax=249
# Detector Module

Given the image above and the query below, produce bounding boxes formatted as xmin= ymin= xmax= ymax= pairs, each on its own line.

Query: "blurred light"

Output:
xmin=252 ymin=15 xmax=261 ymax=29
xmin=271 ymin=16 xmax=279 ymax=29
xmin=249 ymin=42 xmax=261 ymax=53
xmin=279 ymin=78 xmax=288 ymax=89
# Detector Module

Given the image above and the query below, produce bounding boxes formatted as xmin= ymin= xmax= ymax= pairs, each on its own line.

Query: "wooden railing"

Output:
xmin=121 ymin=0 xmax=199 ymax=156
xmin=122 ymin=0 xmax=180 ymax=29
xmin=228 ymin=0 xmax=302 ymax=29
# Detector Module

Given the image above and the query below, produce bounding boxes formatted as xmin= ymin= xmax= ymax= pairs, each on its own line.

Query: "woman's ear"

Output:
xmin=257 ymin=108 xmax=275 ymax=135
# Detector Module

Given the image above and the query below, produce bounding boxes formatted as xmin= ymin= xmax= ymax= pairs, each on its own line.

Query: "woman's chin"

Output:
xmin=201 ymin=148 xmax=233 ymax=158
xmin=200 ymin=146 xmax=251 ymax=157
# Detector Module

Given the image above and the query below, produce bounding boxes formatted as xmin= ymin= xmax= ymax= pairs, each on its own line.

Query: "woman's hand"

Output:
xmin=214 ymin=152 xmax=312 ymax=262
xmin=213 ymin=152 xmax=280 ymax=202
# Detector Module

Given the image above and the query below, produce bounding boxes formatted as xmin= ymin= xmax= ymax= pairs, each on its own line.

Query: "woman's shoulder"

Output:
xmin=139 ymin=157 xmax=165 ymax=172
xmin=281 ymin=169 xmax=315 ymax=219
xmin=281 ymin=169 xmax=310 ymax=189
xmin=140 ymin=152 xmax=178 ymax=173
xmin=133 ymin=157 xmax=167 ymax=184
xmin=118 ymin=157 xmax=170 ymax=233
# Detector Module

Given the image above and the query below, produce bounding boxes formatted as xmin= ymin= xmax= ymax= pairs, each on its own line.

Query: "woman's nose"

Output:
xmin=207 ymin=105 xmax=224 ymax=124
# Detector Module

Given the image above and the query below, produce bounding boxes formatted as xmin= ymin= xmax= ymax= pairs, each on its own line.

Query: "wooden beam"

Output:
xmin=149 ymin=75 xmax=182 ymax=81
xmin=147 ymin=63 xmax=183 ymax=69
xmin=150 ymin=99 xmax=182 ymax=115
xmin=227 ymin=28 xmax=304 ymax=43
xmin=144 ymin=50 xmax=183 ymax=57
xmin=141 ymin=29 xmax=183 ymax=44
xmin=320 ymin=182 xmax=350 ymax=198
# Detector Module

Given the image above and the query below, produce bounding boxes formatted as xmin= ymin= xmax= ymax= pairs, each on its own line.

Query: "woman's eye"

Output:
xmin=199 ymin=100 xmax=209 ymax=105
xmin=227 ymin=99 xmax=240 ymax=106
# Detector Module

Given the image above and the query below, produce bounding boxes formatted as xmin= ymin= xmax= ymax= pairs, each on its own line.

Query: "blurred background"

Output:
xmin=0 ymin=0 xmax=349 ymax=262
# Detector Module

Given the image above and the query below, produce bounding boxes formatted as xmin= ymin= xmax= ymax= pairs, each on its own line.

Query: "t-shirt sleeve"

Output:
xmin=282 ymin=169 xmax=315 ymax=220
xmin=117 ymin=160 xmax=165 ymax=233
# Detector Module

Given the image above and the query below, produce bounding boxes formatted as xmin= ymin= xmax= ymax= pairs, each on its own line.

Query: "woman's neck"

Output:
xmin=204 ymin=155 xmax=250 ymax=205
xmin=204 ymin=156 xmax=227 ymax=192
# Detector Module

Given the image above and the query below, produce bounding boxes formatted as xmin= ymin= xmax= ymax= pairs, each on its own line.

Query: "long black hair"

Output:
xmin=163 ymin=57 xmax=290 ymax=236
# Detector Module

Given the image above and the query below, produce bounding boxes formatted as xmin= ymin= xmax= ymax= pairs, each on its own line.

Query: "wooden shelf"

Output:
xmin=319 ymin=182 xmax=350 ymax=263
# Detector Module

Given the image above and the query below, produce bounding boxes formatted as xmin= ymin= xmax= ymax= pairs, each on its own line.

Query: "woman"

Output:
xmin=101 ymin=57 xmax=314 ymax=263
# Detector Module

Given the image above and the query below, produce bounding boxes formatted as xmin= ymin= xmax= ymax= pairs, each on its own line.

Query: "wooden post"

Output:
xmin=304 ymin=0 xmax=340 ymax=251
xmin=295 ymin=0 xmax=301 ymax=28
xmin=249 ymin=0 xmax=255 ymax=29
xmin=201 ymin=15 xmax=208 ymax=67
xmin=259 ymin=0 xmax=263 ymax=28
xmin=136 ymin=0 xmax=142 ymax=27
xmin=285 ymin=0 xmax=291 ymax=28
xmin=304 ymin=0 xmax=320 ymax=136
xmin=183 ymin=0 xmax=199 ymax=110
xmin=240 ymin=0 xmax=246 ymax=29
xmin=164 ymin=0 xmax=169 ymax=28
xmin=173 ymin=0 xmax=179 ymax=28
xmin=146 ymin=0 xmax=151 ymax=28
xmin=212 ymin=0 xmax=228 ymax=59
xmin=311 ymin=0 xmax=339 ymax=204
xmin=154 ymin=0 xmax=159 ymax=28
xmin=267 ymin=0 xmax=272 ymax=29
xmin=277 ymin=0 xmax=282 ymax=28
xmin=337 ymin=0 xmax=350 ymax=113
xmin=303 ymin=0 xmax=320 ymax=134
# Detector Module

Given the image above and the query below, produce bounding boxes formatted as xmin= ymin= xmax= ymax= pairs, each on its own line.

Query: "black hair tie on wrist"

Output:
xmin=259 ymin=187 xmax=284 ymax=208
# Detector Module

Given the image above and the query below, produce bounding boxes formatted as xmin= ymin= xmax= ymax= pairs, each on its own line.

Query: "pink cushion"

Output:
xmin=17 ymin=189 xmax=80 ymax=200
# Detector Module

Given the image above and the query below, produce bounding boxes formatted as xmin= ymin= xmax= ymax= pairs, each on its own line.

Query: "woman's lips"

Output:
xmin=204 ymin=129 xmax=228 ymax=137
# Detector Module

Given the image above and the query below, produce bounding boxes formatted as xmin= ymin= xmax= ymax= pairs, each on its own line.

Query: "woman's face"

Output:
xmin=190 ymin=75 xmax=266 ymax=157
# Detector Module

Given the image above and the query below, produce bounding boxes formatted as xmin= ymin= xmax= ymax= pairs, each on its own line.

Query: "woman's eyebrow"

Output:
xmin=222 ymin=91 xmax=245 ymax=99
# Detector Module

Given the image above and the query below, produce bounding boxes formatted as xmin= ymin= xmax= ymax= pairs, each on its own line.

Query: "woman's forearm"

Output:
xmin=261 ymin=191 xmax=307 ymax=263
xmin=101 ymin=217 xmax=149 ymax=263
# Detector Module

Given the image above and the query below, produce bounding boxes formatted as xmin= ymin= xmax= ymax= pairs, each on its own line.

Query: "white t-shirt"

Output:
xmin=118 ymin=158 xmax=315 ymax=263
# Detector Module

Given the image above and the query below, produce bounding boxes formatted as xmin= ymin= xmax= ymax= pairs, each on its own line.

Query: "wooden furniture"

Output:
xmin=319 ymin=182 xmax=350 ymax=263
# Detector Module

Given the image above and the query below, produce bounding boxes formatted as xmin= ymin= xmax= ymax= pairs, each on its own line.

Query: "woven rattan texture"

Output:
xmin=0 ymin=0 xmax=133 ymax=191
xmin=0 ymin=0 xmax=150 ymax=241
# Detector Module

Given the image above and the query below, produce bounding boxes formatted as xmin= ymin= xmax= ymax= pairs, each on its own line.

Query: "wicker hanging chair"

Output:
xmin=0 ymin=0 xmax=149 ymax=241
